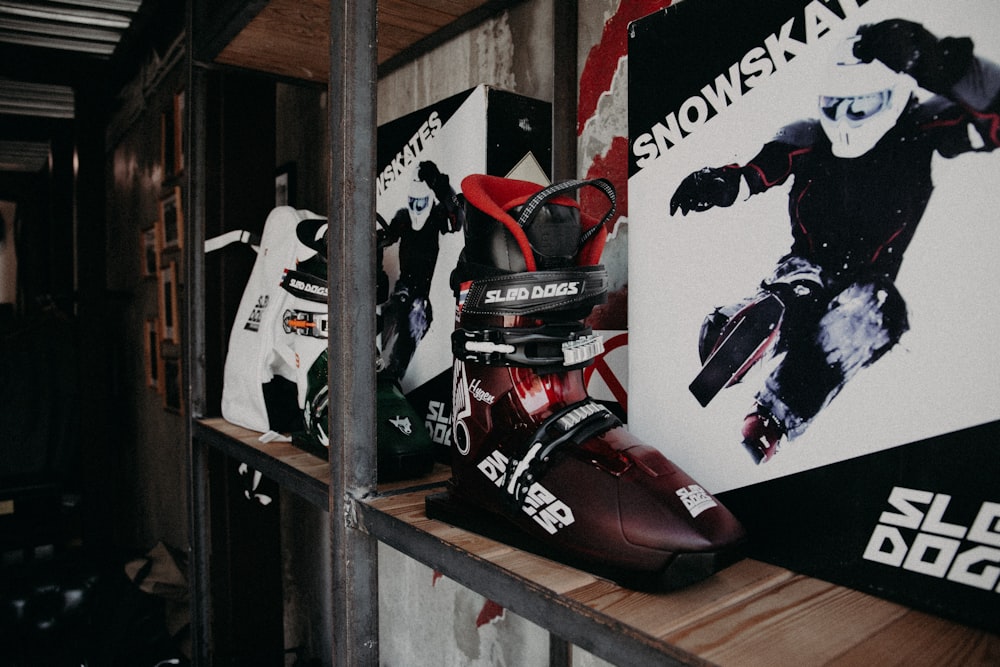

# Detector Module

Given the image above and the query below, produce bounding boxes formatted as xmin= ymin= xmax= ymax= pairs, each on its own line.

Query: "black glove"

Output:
xmin=376 ymin=213 xmax=393 ymax=248
xmin=669 ymin=166 xmax=742 ymax=216
xmin=417 ymin=160 xmax=442 ymax=186
xmin=854 ymin=19 xmax=973 ymax=94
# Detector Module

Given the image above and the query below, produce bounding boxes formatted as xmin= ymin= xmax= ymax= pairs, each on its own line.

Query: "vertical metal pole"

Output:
xmin=185 ymin=5 xmax=207 ymax=424
xmin=553 ymin=0 xmax=579 ymax=181
xmin=329 ymin=1 xmax=379 ymax=665
xmin=185 ymin=0 xmax=211 ymax=661
xmin=550 ymin=3 xmax=578 ymax=663
xmin=549 ymin=634 xmax=573 ymax=667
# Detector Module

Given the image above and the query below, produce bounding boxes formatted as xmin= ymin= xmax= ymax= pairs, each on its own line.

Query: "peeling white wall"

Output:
xmin=378 ymin=545 xmax=552 ymax=666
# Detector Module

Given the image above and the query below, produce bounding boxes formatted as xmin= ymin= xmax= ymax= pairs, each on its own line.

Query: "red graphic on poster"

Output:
xmin=578 ymin=1 xmax=671 ymax=231
xmin=578 ymin=1 xmax=671 ymax=135
xmin=585 ymin=332 xmax=629 ymax=411
xmin=577 ymin=1 xmax=670 ymax=392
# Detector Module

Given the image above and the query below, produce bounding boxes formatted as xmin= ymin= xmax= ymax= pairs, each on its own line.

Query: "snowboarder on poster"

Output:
xmin=377 ymin=160 xmax=464 ymax=381
xmin=669 ymin=19 xmax=1000 ymax=463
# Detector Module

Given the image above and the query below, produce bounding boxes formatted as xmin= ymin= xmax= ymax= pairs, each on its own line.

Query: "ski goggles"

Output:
xmin=819 ymin=90 xmax=890 ymax=125
xmin=408 ymin=194 xmax=430 ymax=214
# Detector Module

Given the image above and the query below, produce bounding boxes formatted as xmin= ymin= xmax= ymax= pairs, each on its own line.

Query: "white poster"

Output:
xmin=628 ymin=0 xmax=1000 ymax=493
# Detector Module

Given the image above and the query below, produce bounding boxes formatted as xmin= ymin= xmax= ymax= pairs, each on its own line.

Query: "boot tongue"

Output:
xmin=509 ymin=202 xmax=581 ymax=270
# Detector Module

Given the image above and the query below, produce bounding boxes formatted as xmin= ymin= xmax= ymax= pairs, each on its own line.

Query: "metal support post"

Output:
xmin=328 ymin=1 xmax=380 ymax=665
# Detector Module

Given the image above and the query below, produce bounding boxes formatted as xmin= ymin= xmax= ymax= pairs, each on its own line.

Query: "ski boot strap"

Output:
xmin=281 ymin=267 xmax=329 ymax=303
xmin=504 ymin=399 xmax=622 ymax=508
xmin=459 ymin=266 xmax=608 ymax=317
xmin=514 ymin=177 xmax=616 ymax=250
xmin=453 ymin=323 xmax=604 ymax=371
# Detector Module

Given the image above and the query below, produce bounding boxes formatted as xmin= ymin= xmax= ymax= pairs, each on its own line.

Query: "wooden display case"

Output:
xmin=185 ymin=2 xmax=1000 ymax=665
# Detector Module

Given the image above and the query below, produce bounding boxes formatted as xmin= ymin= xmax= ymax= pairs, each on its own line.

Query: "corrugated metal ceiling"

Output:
xmin=0 ymin=138 xmax=49 ymax=172
xmin=0 ymin=77 xmax=74 ymax=118
xmin=0 ymin=1 xmax=143 ymax=172
xmin=0 ymin=0 xmax=141 ymax=57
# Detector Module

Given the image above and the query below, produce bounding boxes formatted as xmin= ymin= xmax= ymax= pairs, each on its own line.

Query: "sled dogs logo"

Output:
xmin=389 ymin=415 xmax=414 ymax=436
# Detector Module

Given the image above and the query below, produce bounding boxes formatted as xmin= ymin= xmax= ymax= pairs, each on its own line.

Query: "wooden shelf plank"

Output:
xmin=193 ymin=418 xmax=450 ymax=509
xmin=664 ymin=576 xmax=910 ymax=666
xmin=194 ymin=418 xmax=330 ymax=508
xmin=192 ymin=420 xmax=999 ymax=665
xmin=827 ymin=611 xmax=1000 ymax=666
xmin=210 ymin=0 xmax=329 ymax=82
xmin=564 ymin=559 xmax=795 ymax=642
xmin=361 ymin=488 xmax=1000 ymax=667
xmin=208 ymin=0 xmax=521 ymax=82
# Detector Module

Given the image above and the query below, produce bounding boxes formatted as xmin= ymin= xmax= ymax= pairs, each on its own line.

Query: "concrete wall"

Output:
xmin=377 ymin=1 xmax=554 ymax=124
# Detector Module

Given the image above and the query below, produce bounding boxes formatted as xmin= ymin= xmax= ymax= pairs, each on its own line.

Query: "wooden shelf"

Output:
xmin=361 ymin=488 xmax=1000 ymax=667
xmin=193 ymin=418 xmax=451 ymax=509
xmin=204 ymin=0 xmax=523 ymax=82
xmin=192 ymin=419 xmax=999 ymax=664
xmin=194 ymin=418 xmax=330 ymax=508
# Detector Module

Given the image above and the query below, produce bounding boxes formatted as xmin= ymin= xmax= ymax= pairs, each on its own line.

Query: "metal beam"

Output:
xmin=552 ymin=0 xmax=578 ymax=181
xmin=185 ymin=0 xmax=210 ymax=656
xmin=328 ymin=1 xmax=379 ymax=665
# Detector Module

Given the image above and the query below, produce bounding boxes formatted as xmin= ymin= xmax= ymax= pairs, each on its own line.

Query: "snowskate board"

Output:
xmin=689 ymin=293 xmax=784 ymax=407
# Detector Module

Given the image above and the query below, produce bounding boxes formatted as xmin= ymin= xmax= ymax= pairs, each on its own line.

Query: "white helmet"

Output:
xmin=406 ymin=175 xmax=435 ymax=230
xmin=818 ymin=37 xmax=915 ymax=158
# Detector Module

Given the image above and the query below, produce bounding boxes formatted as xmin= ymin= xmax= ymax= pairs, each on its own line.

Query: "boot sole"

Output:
xmin=425 ymin=489 xmax=744 ymax=592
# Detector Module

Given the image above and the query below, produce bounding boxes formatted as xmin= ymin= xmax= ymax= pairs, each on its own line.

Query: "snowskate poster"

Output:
xmin=376 ymin=86 xmax=551 ymax=455
xmin=628 ymin=0 xmax=1000 ymax=631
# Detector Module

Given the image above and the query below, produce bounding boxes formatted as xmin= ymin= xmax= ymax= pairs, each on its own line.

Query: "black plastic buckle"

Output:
xmin=282 ymin=309 xmax=329 ymax=338
xmin=504 ymin=400 xmax=621 ymax=508
xmin=452 ymin=323 xmax=604 ymax=371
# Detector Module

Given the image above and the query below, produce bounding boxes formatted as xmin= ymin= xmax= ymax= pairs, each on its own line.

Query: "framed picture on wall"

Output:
xmin=174 ymin=89 xmax=185 ymax=174
xmin=141 ymin=224 xmax=159 ymax=279
xmin=162 ymin=356 xmax=182 ymax=414
xmin=159 ymin=186 xmax=183 ymax=250
xmin=145 ymin=317 xmax=160 ymax=391
xmin=159 ymin=260 xmax=179 ymax=344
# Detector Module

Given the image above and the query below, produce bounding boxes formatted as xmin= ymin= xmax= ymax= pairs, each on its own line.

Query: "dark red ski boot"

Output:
xmin=425 ymin=175 xmax=746 ymax=590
